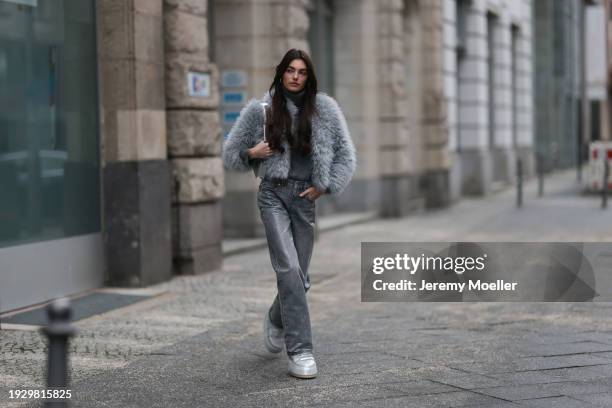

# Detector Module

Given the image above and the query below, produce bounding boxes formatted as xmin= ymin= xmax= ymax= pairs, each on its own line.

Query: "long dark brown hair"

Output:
xmin=267 ymin=49 xmax=318 ymax=154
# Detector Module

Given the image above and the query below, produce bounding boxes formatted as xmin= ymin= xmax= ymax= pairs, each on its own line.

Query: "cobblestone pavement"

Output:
xmin=2 ymin=170 xmax=612 ymax=407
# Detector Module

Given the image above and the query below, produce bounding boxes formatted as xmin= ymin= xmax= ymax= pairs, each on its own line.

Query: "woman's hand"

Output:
xmin=248 ymin=141 xmax=275 ymax=159
xmin=299 ymin=187 xmax=324 ymax=201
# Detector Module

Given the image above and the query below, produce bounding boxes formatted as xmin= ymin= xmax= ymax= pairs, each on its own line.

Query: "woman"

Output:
xmin=222 ymin=49 xmax=356 ymax=379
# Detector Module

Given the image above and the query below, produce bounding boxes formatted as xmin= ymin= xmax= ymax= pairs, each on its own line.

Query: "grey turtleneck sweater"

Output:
xmin=283 ymin=88 xmax=313 ymax=182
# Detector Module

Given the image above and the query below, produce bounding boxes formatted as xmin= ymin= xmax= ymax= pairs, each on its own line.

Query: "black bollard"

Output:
xmin=577 ymin=142 xmax=582 ymax=183
xmin=41 ymin=298 xmax=77 ymax=407
xmin=517 ymin=158 xmax=523 ymax=208
xmin=537 ymin=153 xmax=544 ymax=197
xmin=603 ymin=160 xmax=609 ymax=210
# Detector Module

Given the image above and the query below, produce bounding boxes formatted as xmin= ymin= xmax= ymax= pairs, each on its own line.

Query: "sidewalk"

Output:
xmin=2 ymin=169 xmax=612 ymax=407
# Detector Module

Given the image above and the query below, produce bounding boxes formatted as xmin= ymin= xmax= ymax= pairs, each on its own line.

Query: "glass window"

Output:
xmin=0 ymin=0 xmax=100 ymax=248
xmin=511 ymin=25 xmax=519 ymax=149
xmin=487 ymin=12 xmax=497 ymax=149
xmin=307 ymin=0 xmax=334 ymax=95
xmin=207 ymin=0 xmax=215 ymax=62
xmin=553 ymin=0 xmax=565 ymax=77
xmin=456 ymin=0 xmax=469 ymax=57
xmin=591 ymin=100 xmax=601 ymax=141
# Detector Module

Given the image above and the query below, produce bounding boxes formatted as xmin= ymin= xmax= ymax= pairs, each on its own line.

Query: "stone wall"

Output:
xmin=98 ymin=0 xmax=172 ymax=286
xmin=376 ymin=0 xmax=424 ymax=216
xmin=420 ymin=0 xmax=451 ymax=207
xmin=317 ymin=0 xmax=381 ymax=215
xmin=164 ymin=0 xmax=223 ymax=274
xmin=447 ymin=0 xmax=534 ymax=196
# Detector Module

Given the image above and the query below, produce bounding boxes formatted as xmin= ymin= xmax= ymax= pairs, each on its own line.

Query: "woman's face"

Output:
xmin=282 ymin=58 xmax=308 ymax=92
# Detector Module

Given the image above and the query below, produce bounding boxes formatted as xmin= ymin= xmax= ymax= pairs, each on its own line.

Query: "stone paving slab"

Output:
xmin=353 ymin=391 xmax=513 ymax=408
xmin=447 ymin=353 xmax=612 ymax=375
xmin=519 ymin=340 xmax=612 ymax=357
xmin=489 ymin=371 xmax=574 ymax=386
xmin=571 ymin=391 xmax=612 ymax=407
xmin=475 ymin=378 xmax=612 ymax=401
xmin=520 ymin=396 xmax=590 ymax=408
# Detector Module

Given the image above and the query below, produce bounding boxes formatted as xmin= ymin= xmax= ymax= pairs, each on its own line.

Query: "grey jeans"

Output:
xmin=257 ymin=178 xmax=316 ymax=356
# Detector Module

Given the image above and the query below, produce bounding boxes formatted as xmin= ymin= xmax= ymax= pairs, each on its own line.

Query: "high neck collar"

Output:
xmin=282 ymin=86 xmax=305 ymax=109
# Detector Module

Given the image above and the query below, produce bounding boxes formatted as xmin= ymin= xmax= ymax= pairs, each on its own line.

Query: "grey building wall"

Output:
xmin=325 ymin=0 xmax=381 ymax=215
xmin=446 ymin=0 xmax=534 ymax=196
xmin=377 ymin=0 xmax=424 ymax=216
xmin=419 ymin=0 xmax=452 ymax=208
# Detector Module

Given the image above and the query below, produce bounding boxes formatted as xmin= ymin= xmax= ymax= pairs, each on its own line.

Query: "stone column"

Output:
xmin=442 ymin=0 xmax=462 ymax=202
xmin=420 ymin=0 xmax=451 ymax=207
xmin=164 ymin=0 xmax=223 ymax=274
xmin=490 ymin=15 xmax=516 ymax=185
xmin=322 ymin=0 xmax=381 ymax=214
xmin=98 ymin=0 xmax=172 ymax=286
xmin=376 ymin=0 xmax=424 ymax=217
xmin=457 ymin=0 xmax=492 ymax=195
xmin=514 ymin=0 xmax=534 ymax=176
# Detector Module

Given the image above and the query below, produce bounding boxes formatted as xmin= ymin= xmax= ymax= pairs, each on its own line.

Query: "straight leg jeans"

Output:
xmin=257 ymin=178 xmax=316 ymax=356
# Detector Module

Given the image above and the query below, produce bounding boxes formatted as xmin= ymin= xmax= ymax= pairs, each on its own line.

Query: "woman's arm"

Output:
xmin=222 ymin=99 xmax=263 ymax=171
xmin=326 ymin=99 xmax=357 ymax=195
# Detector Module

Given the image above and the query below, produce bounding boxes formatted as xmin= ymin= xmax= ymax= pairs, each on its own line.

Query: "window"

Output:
xmin=511 ymin=25 xmax=520 ymax=148
xmin=456 ymin=0 xmax=470 ymax=57
xmin=552 ymin=0 xmax=566 ymax=77
xmin=0 ymin=0 xmax=100 ymax=247
xmin=487 ymin=12 xmax=498 ymax=149
xmin=208 ymin=0 xmax=216 ymax=62
xmin=591 ymin=100 xmax=601 ymax=141
xmin=307 ymin=0 xmax=335 ymax=95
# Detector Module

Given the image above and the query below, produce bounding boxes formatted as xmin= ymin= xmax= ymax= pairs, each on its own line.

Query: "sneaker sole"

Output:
xmin=288 ymin=371 xmax=317 ymax=379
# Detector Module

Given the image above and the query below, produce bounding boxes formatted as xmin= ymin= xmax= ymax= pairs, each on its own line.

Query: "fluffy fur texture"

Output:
xmin=222 ymin=92 xmax=356 ymax=195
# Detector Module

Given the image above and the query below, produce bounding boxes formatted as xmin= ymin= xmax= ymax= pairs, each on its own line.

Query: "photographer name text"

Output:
xmin=372 ymin=279 xmax=518 ymax=292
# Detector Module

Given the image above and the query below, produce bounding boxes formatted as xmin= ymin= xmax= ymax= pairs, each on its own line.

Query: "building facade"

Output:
xmin=446 ymin=0 xmax=534 ymax=197
xmin=533 ymin=0 xmax=612 ymax=175
xmin=1 ymin=0 xmax=540 ymax=312
xmin=220 ymin=0 xmax=536 ymax=233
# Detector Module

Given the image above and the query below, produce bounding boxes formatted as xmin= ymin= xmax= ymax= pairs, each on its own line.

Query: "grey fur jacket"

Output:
xmin=222 ymin=92 xmax=356 ymax=195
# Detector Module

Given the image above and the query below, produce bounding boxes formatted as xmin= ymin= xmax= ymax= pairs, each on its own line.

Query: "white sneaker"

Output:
xmin=288 ymin=352 xmax=317 ymax=379
xmin=263 ymin=312 xmax=283 ymax=353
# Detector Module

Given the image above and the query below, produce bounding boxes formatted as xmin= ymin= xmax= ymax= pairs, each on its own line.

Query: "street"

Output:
xmin=2 ymin=169 xmax=612 ymax=407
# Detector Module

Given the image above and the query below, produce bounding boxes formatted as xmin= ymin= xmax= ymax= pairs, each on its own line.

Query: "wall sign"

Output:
xmin=188 ymin=71 xmax=210 ymax=98
xmin=220 ymin=70 xmax=248 ymax=141
xmin=222 ymin=111 xmax=241 ymax=125
xmin=222 ymin=91 xmax=246 ymax=105
xmin=221 ymin=70 xmax=247 ymax=88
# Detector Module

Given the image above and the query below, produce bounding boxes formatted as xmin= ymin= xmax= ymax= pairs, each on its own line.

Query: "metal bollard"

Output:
xmin=516 ymin=158 xmax=523 ymax=208
xmin=577 ymin=142 xmax=582 ymax=183
xmin=537 ymin=153 xmax=544 ymax=198
xmin=41 ymin=298 xmax=77 ymax=407
xmin=603 ymin=160 xmax=609 ymax=210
